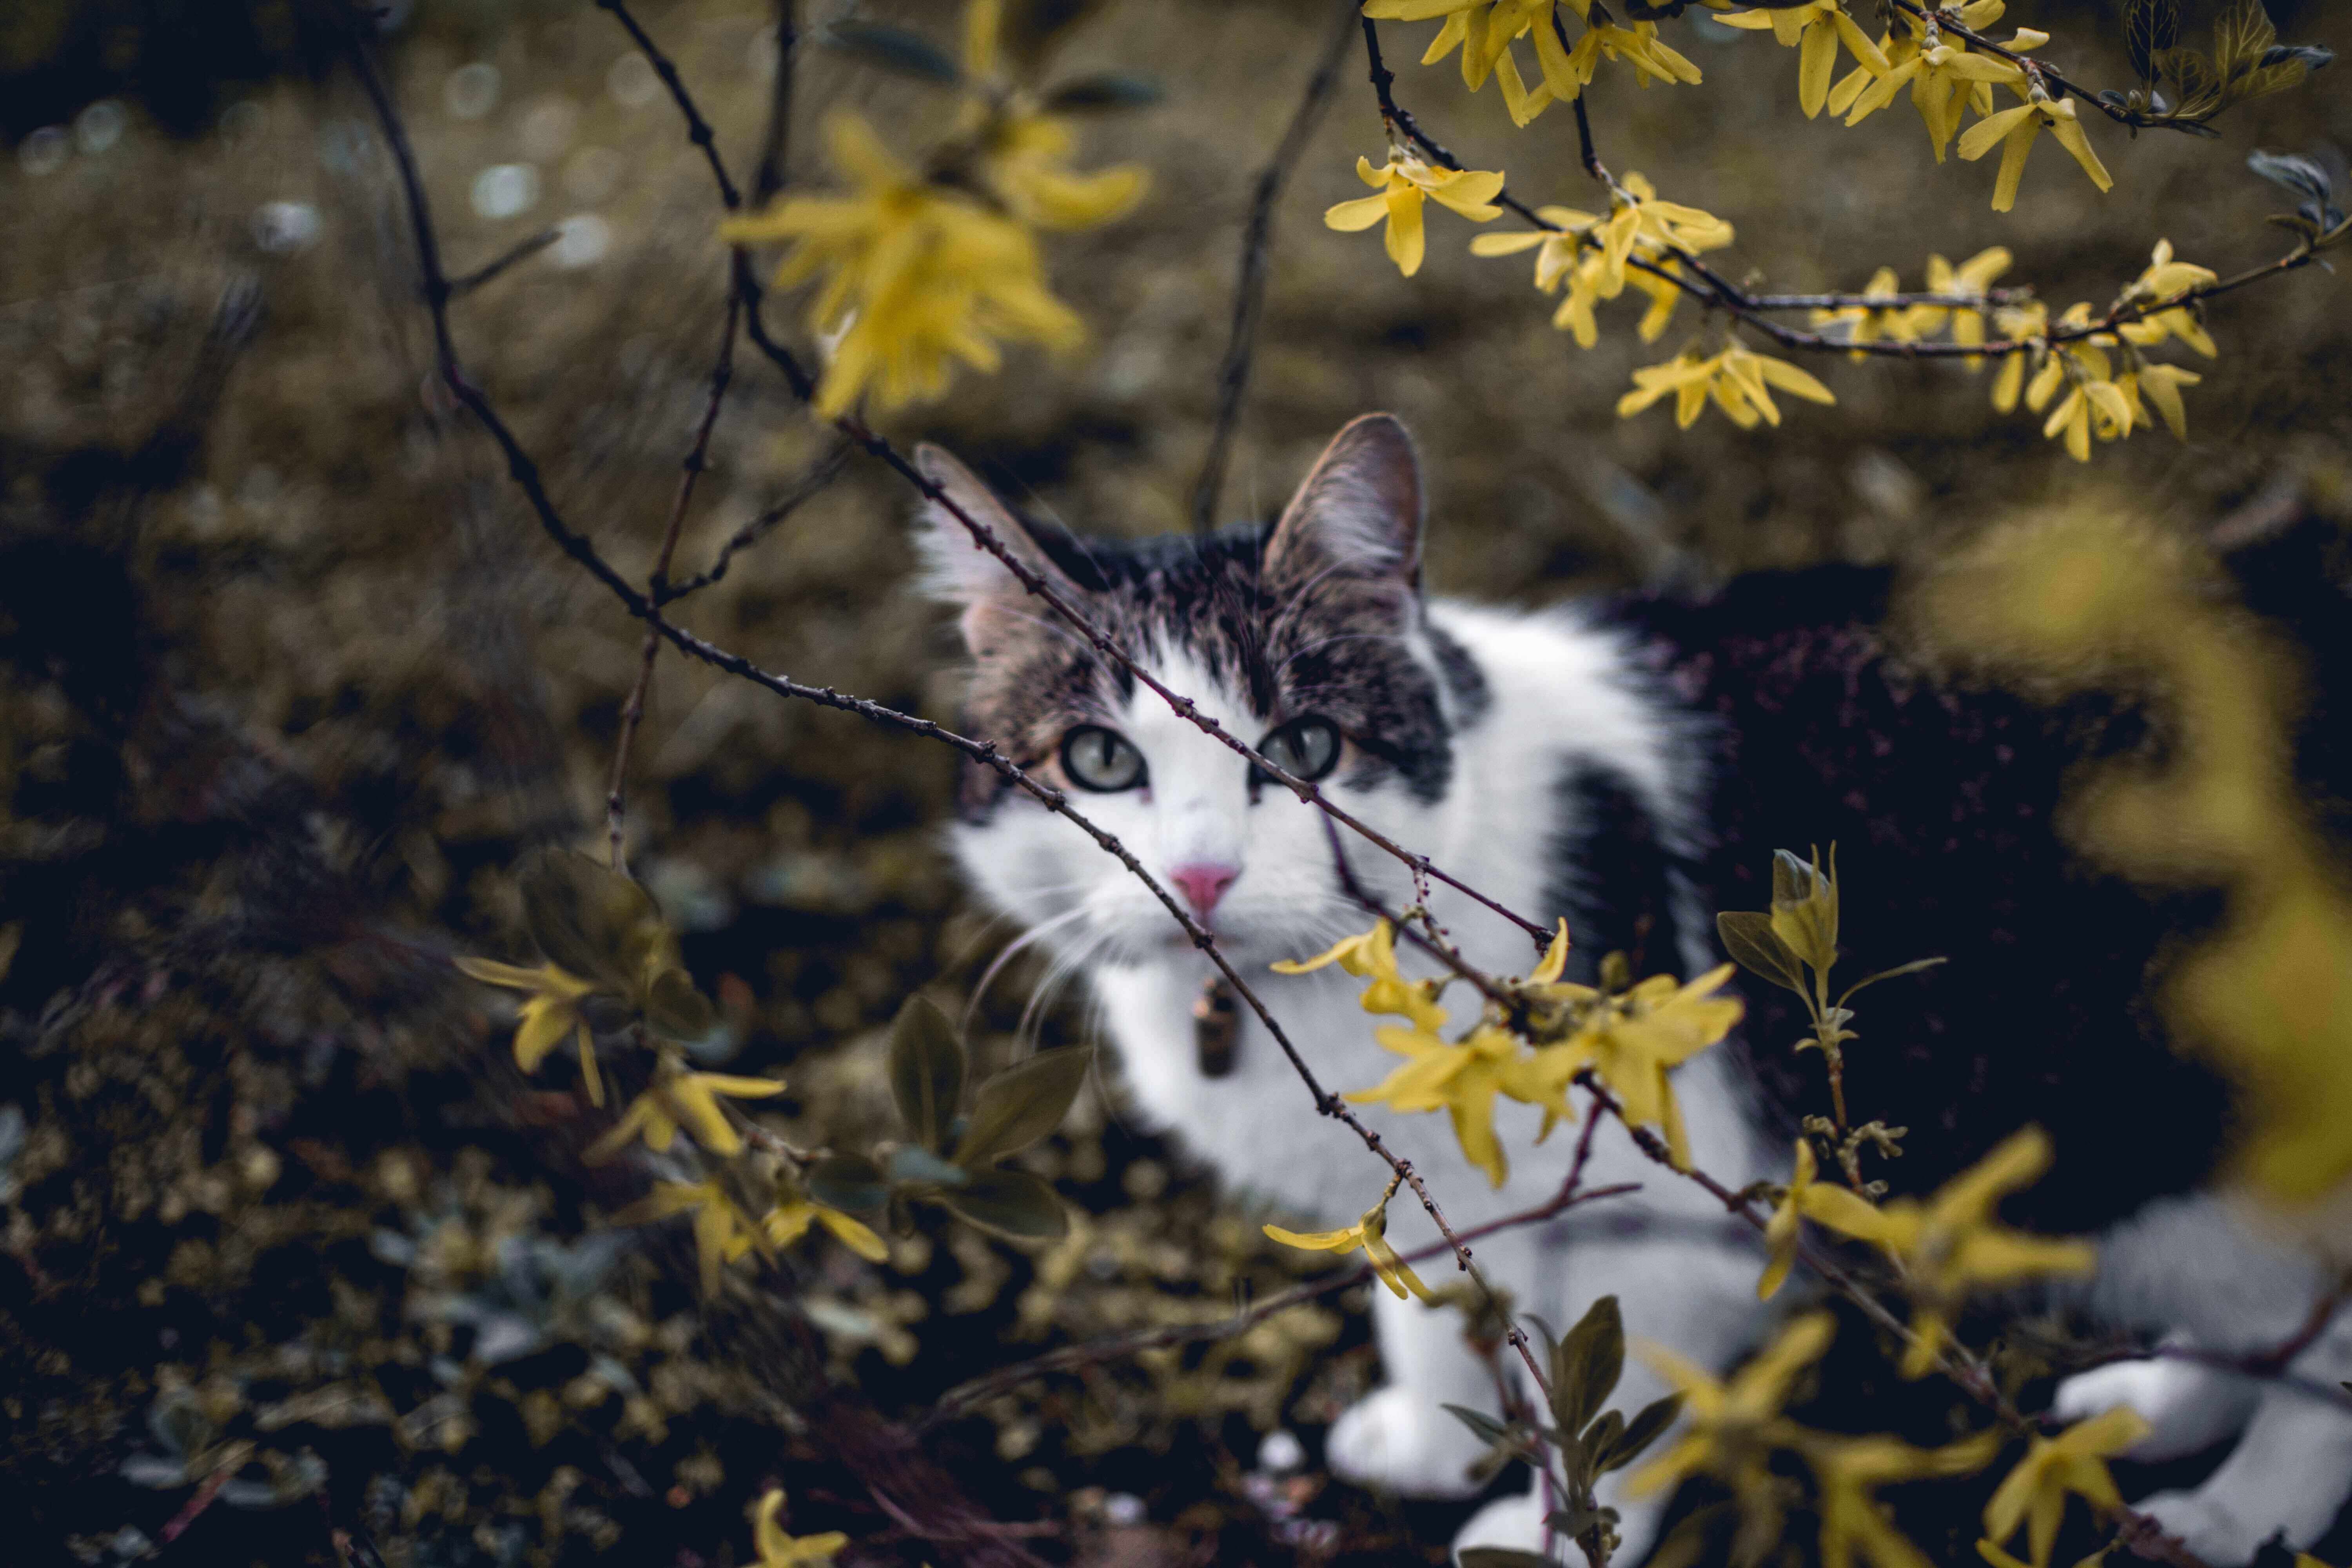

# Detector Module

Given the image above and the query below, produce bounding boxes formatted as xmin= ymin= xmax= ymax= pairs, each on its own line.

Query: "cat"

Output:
xmin=914 ymin=412 xmax=2352 ymax=1564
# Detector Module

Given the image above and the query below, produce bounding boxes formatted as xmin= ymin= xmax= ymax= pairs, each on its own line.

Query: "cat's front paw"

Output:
xmin=2051 ymin=1355 xmax=2258 ymax=1463
xmin=2131 ymin=1487 xmax=2284 ymax=1567
xmin=1326 ymin=1386 xmax=1486 ymax=1499
xmin=1452 ymin=1488 xmax=1544 ymax=1562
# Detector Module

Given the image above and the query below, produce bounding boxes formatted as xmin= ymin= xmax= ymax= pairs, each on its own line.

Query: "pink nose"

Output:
xmin=1169 ymin=862 xmax=1239 ymax=916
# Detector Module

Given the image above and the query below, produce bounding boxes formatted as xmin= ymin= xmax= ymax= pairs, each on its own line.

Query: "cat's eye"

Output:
xmin=1255 ymin=715 xmax=1343 ymax=783
xmin=1061 ymin=726 xmax=1146 ymax=792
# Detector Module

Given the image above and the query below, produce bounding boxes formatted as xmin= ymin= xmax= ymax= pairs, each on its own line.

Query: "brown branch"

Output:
xmin=447 ymin=226 xmax=561 ymax=296
xmin=753 ymin=0 xmax=796 ymax=208
xmin=658 ymin=436 xmax=851 ymax=604
xmin=606 ymin=288 xmax=742 ymax=873
xmin=1191 ymin=0 xmax=1357 ymax=534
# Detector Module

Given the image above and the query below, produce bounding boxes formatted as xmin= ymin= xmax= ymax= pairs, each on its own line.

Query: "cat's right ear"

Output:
xmin=913 ymin=446 xmax=1079 ymax=661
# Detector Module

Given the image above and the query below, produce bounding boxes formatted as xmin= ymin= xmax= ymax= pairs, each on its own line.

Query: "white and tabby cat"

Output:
xmin=915 ymin=414 xmax=2352 ymax=1563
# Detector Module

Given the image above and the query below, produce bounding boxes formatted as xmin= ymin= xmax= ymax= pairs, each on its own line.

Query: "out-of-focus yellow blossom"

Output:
xmin=2118 ymin=359 xmax=2201 ymax=440
xmin=1630 ymin=1310 xmax=1833 ymax=1502
xmin=1274 ymin=918 xmax=1448 ymax=1033
xmin=1617 ymin=344 xmax=1837 ymax=433
xmin=721 ymin=113 xmax=1086 ymax=417
xmin=1959 ymin=87 xmax=2112 ymax=213
xmin=1717 ymin=2 xmax=1888 ymax=118
xmin=2016 ymin=305 xmax=2131 ymax=462
xmin=1988 ymin=300 xmax=2049 ymax=411
xmin=751 ymin=1490 xmax=848 ymax=1568
xmin=1575 ymin=964 xmax=1741 ymax=1166
xmin=1809 ymin=267 xmax=1924 ymax=359
xmin=1806 ymin=1128 xmax=2095 ymax=1376
xmin=762 ymin=1192 xmax=889 ymax=1263
xmin=983 ymin=114 xmax=1147 ymax=229
xmin=1811 ymin=1432 xmax=2001 ymax=1568
xmin=454 ymin=956 xmax=606 ymax=1106
xmin=1325 ymin=150 xmax=1505 ymax=277
xmin=583 ymin=1070 xmax=786 ymax=1163
xmin=1906 ymin=247 xmax=2013 ymax=361
xmin=1263 ymin=1194 xmax=1435 ymax=1300
xmin=611 ymin=1179 xmax=772 ymax=1297
xmin=1758 ymin=1138 xmax=1892 ymax=1299
xmin=1980 ymin=1408 xmax=2152 ymax=1568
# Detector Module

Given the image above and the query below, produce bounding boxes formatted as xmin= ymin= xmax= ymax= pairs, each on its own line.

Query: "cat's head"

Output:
xmin=917 ymin=414 xmax=1486 ymax=967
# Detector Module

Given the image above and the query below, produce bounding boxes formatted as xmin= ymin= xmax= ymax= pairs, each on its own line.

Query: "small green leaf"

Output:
xmin=2123 ymin=0 xmax=2181 ymax=82
xmin=1837 ymin=956 xmax=1947 ymax=1006
xmin=806 ymin=1152 xmax=888 ymax=1216
xmin=1442 ymin=1403 xmax=1513 ymax=1445
xmin=1599 ymin=1391 xmax=1685 ymax=1473
xmin=886 ymin=997 xmax=965 ymax=1154
xmin=1549 ymin=1295 xmax=1624 ymax=1438
xmin=1768 ymin=846 xmax=1838 ymax=974
xmin=1580 ymin=1408 xmax=1625 ymax=1474
xmin=935 ymin=1168 xmax=1068 ymax=1239
xmin=826 ymin=22 xmax=962 ymax=84
xmin=1717 ymin=912 xmax=1806 ymax=995
xmin=952 ymin=1045 xmax=1093 ymax=1169
xmin=1041 ymin=73 xmax=1162 ymax=113
xmin=641 ymin=967 xmax=716 ymax=1040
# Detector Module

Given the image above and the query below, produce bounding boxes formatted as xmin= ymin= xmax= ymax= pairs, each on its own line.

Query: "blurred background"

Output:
xmin=3 ymin=0 xmax=2350 ymax=1564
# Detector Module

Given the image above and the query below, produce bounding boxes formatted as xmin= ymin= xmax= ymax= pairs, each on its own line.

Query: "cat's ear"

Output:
xmin=1261 ymin=413 xmax=1424 ymax=597
xmin=913 ymin=445 xmax=1080 ymax=661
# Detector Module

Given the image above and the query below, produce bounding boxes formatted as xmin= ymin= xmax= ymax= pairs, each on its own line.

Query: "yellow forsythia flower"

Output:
xmin=454 ymin=955 xmax=606 ymax=1106
xmin=1325 ymin=150 xmax=1505 ymax=277
xmin=720 ymin=111 xmax=1085 ymax=417
xmin=584 ymin=1070 xmax=785 ymax=1162
xmin=611 ymin=1179 xmax=771 ymax=1297
xmin=1715 ymin=2 xmax=1889 ymax=119
xmin=762 ymin=1194 xmax=889 ymax=1263
xmin=1757 ymin=1138 xmax=1889 ymax=1299
xmin=1263 ymin=1196 xmax=1434 ymax=1301
xmin=1810 ymin=1431 xmax=2000 ymax=1568
xmin=1979 ymin=1407 xmax=2152 ymax=1568
xmin=1630 ymin=1311 xmax=1833 ymax=1501
xmin=751 ymin=1489 xmax=849 ymax=1567
xmin=1958 ymin=89 xmax=2113 ymax=213
xmin=1348 ymin=1022 xmax=1538 ymax=1188
xmin=1806 ymin=1127 xmax=2095 ymax=1376
xmin=1617 ymin=344 xmax=1836 ymax=432
xmin=1274 ymin=919 xmax=1448 ymax=1032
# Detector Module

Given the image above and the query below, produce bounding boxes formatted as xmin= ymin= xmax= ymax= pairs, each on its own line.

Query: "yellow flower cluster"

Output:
xmin=1325 ymin=150 xmax=1506 ymax=277
xmin=718 ymin=0 xmax=1144 ymax=417
xmin=1367 ymin=0 xmax=1700 ymax=127
xmin=1989 ymin=240 xmax=2214 ymax=459
xmin=1470 ymin=172 xmax=1730 ymax=346
xmin=1808 ymin=246 xmax=2013 ymax=360
xmin=1617 ymin=342 xmax=1836 ymax=430
xmin=1729 ymin=0 xmax=2112 ymax=211
xmin=750 ymin=1490 xmax=849 ymax=1568
xmin=1270 ymin=919 xmax=1741 ymax=1185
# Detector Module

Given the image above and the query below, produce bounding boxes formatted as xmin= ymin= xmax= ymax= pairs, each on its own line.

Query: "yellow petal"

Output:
xmin=2044 ymin=106 xmax=2112 ymax=194
xmin=1957 ymin=103 xmax=2035 ymax=162
xmin=817 ymin=1206 xmax=892 ymax=1263
xmin=1324 ymin=192 xmax=1392 ymax=233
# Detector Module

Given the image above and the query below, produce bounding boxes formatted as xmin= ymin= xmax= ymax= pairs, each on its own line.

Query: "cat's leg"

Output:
xmin=2050 ymin=1345 xmax=2260 ymax=1463
xmin=1326 ymin=1283 xmax=1495 ymax=1499
xmin=2129 ymin=1318 xmax=2352 ymax=1563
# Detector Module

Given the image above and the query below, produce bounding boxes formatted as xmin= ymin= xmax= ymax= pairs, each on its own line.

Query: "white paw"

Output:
xmin=1453 ymin=1488 xmax=1546 ymax=1561
xmin=1448 ymin=1482 xmax=1668 ymax=1566
xmin=1326 ymin=1386 xmax=1487 ymax=1499
xmin=2133 ymin=1488 xmax=2281 ymax=1568
xmin=2052 ymin=1356 xmax=2259 ymax=1463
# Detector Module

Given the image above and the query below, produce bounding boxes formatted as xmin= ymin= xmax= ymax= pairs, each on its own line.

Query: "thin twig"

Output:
xmin=606 ymin=289 xmax=742 ymax=871
xmin=448 ymin=226 xmax=561 ymax=295
xmin=659 ymin=436 xmax=851 ymax=603
xmin=753 ymin=0 xmax=796 ymax=208
xmin=1190 ymin=0 xmax=1357 ymax=534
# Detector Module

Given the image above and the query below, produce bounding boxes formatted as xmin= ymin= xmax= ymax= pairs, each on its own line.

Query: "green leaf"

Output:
xmin=1716 ymin=912 xmax=1806 ymax=995
xmin=806 ymin=1152 xmax=889 ymax=1216
xmin=886 ymin=997 xmax=965 ymax=1154
xmin=1457 ymin=1552 xmax=1563 ymax=1568
xmin=1836 ymin=956 xmax=1947 ymax=1006
xmin=1599 ymin=1391 xmax=1685 ymax=1473
xmin=952 ymin=1045 xmax=1093 ymax=1169
xmin=826 ymin=22 xmax=962 ymax=84
xmin=2123 ymin=0 xmax=2181 ymax=82
xmin=641 ymin=967 xmax=716 ymax=1041
xmin=935 ymin=1169 xmax=1069 ymax=1240
xmin=1041 ymin=73 xmax=1162 ymax=113
xmin=1580 ymin=1408 xmax=1624 ymax=1471
xmin=1768 ymin=846 xmax=1838 ymax=974
xmin=519 ymin=849 xmax=671 ymax=992
xmin=1549 ymin=1295 xmax=1624 ymax=1438
xmin=1442 ymin=1403 xmax=1514 ymax=1446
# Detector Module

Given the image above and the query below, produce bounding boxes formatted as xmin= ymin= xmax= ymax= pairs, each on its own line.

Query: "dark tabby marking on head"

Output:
xmin=1544 ymin=766 xmax=1685 ymax=988
xmin=924 ymin=418 xmax=1470 ymax=820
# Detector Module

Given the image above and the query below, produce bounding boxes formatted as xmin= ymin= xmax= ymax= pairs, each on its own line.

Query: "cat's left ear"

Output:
xmin=1261 ymin=413 xmax=1424 ymax=598
xmin=911 ymin=444 xmax=1083 ymax=662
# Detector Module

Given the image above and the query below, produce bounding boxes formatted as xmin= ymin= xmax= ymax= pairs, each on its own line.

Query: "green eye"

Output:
xmin=1061 ymin=726 xmax=1146 ymax=791
xmin=1255 ymin=716 xmax=1342 ymax=783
